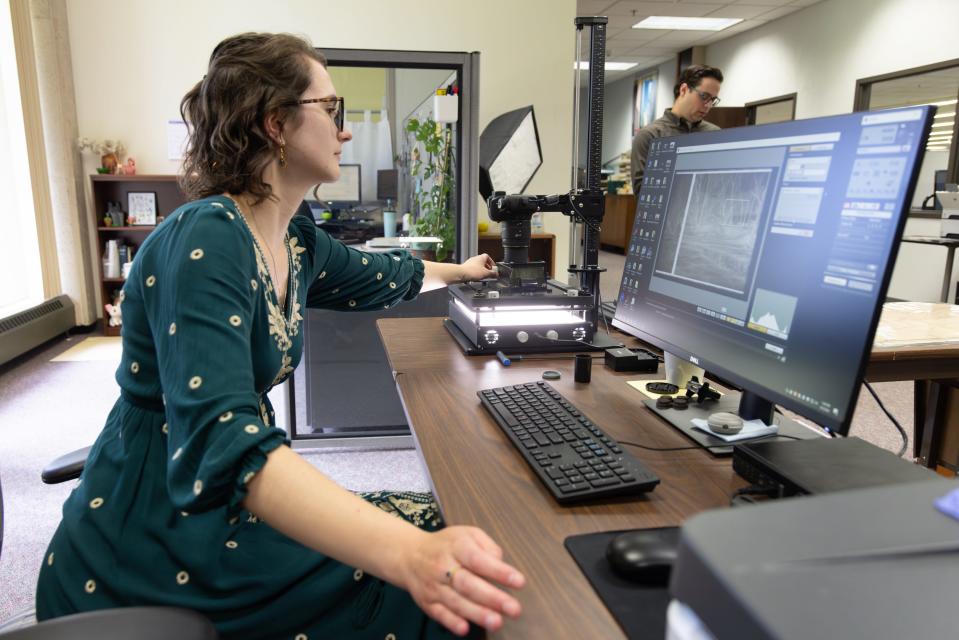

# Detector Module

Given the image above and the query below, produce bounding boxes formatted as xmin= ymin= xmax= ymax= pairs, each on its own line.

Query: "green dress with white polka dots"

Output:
xmin=36 ymin=195 xmax=452 ymax=640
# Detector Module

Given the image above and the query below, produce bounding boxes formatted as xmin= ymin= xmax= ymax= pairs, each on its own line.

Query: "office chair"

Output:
xmin=0 ymin=472 xmax=219 ymax=639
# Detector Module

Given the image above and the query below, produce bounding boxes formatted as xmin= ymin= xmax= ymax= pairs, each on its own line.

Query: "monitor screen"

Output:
xmin=315 ymin=164 xmax=361 ymax=203
xmin=612 ymin=106 xmax=934 ymax=434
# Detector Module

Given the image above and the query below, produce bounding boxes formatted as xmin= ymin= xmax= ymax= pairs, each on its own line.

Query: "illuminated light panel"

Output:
xmin=633 ymin=16 xmax=743 ymax=31
xmin=575 ymin=61 xmax=638 ymax=71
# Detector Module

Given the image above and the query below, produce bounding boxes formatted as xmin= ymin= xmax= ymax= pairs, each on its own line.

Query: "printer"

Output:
xmin=938 ymin=190 xmax=959 ymax=239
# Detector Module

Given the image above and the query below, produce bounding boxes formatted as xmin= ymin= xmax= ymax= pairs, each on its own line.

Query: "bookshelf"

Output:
xmin=91 ymin=174 xmax=186 ymax=335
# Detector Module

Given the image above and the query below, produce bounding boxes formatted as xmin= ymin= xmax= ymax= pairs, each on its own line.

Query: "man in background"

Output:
xmin=631 ymin=65 xmax=724 ymax=195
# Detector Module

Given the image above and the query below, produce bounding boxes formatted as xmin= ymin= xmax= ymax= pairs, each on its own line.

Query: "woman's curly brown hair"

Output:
xmin=178 ymin=33 xmax=327 ymax=203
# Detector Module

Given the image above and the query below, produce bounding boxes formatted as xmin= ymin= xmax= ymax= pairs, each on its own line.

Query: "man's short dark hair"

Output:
xmin=674 ymin=65 xmax=724 ymax=98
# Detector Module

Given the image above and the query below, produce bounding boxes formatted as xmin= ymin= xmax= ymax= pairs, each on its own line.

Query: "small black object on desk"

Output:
xmin=604 ymin=347 xmax=660 ymax=372
xmin=606 ymin=529 xmax=679 ymax=586
xmin=574 ymin=353 xmax=592 ymax=382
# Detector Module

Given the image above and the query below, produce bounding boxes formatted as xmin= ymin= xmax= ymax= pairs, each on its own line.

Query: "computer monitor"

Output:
xmin=612 ymin=106 xmax=934 ymax=442
xmin=314 ymin=163 xmax=361 ymax=207
xmin=377 ymin=169 xmax=398 ymax=202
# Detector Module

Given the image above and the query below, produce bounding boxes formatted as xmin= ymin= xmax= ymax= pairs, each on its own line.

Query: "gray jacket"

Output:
xmin=631 ymin=109 xmax=720 ymax=194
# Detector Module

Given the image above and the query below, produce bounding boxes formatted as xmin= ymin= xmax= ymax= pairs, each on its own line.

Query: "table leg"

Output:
xmin=942 ymin=247 xmax=956 ymax=303
xmin=914 ymin=380 xmax=926 ymax=462
xmin=916 ymin=380 xmax=946 ymax=469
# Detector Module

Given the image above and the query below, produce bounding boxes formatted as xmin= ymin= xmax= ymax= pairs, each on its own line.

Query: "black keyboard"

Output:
xmin=478 ymin=381 xmax=660 ymax=503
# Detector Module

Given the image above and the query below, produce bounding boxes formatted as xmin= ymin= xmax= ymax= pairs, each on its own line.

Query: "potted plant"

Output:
xmin=77 ymin=138 xmax=126 ymax=174
xmin=405 ymin=118 xmax=455 ymax=262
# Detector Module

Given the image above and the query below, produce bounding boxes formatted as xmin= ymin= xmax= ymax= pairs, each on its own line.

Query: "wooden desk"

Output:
xmin=599 ymin=194 xmax=636 ymax=253
xmin=377 ymin=306 xmax=959 ymax=637
xmin=867 ymin=302 xmax=959 ymax=471
xmin=378 ymin=317 xmax=742 ymax=639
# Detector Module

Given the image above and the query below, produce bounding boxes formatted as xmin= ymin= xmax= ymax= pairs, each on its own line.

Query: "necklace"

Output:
xmin=230 ymin=196 xmax=287 ymax=311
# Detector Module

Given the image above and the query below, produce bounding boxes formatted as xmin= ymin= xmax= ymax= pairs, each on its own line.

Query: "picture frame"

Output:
xmin=128 ymin=191 xmax=157 ymax=226
xmin=633 ymin=72 xmax=658 ymax=135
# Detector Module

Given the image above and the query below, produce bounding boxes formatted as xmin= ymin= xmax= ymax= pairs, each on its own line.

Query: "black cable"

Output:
xmin=618 ymin=431 xmax=805 ymax=453
xmin=598 ymin=291 xmax=611 ymax=335
xmin=863 ymin=381 xmax=909 ymax=457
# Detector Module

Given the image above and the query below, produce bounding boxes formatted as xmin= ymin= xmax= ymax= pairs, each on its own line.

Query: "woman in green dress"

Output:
xmin=36 ymin=32 xmax=524 ymax=640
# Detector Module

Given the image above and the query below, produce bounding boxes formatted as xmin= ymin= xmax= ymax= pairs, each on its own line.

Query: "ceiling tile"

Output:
xmin=706 ymin=4 xmax=779 ymax=19
xmin=604 ymin=1 xmax=721 ymax=17
xmin=752 ymin=5 xmax=801 ymax=21
xmin=577 ymin=0 xmax=618 ymax=15
xmin=731 ymin=0 xmax=793 ymax=5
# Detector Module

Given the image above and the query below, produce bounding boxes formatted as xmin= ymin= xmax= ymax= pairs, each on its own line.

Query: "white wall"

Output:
xmin=654 ymin=58 xmax=675 ymax=124
xmin=579 ymin=57 xmax=674 ymax=172
xmin=65 ymin=0 xmax=576 ymax=274
xmin=706 ymin=0 xmax=959 ymax=302
xmin=602 ymin=75 xmax=634 ymax=165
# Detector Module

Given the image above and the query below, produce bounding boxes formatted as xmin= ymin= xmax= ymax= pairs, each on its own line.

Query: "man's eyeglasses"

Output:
xmin=690 ymin=87 xmax=720 ymax=108
xmin=293 ymin=96 xmax=345 ymax=132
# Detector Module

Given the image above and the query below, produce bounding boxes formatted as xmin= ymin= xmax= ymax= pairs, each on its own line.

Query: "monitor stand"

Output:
xmin=644 ymin=389 xmax=822 ymax=456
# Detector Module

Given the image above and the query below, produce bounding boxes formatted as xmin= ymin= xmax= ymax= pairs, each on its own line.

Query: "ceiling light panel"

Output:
xmin=633 ymin=16 xmax=744 ymax=31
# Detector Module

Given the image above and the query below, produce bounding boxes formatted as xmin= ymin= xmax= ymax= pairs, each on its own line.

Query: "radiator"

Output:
xmin=0 ymin=295 xmax=75 ymax=366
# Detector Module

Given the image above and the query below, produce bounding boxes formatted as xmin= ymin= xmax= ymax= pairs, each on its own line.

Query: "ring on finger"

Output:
xmin=445 ymin=565 xmax=462 ymax=585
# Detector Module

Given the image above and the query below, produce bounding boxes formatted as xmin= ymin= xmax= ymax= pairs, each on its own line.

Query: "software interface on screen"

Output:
xmin=613 ymin=107 xmax=933 ymax=431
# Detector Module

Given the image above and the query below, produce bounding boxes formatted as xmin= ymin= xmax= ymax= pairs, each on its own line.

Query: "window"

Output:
xmin=0 ymin=0 xmax=43 ymax=316
xmin=745 ymin=94 xmax=797 ymax=125
xmin=855 ymin=60 xmax=959 ymax=209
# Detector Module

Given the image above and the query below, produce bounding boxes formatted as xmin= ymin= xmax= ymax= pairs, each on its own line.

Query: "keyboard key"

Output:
xmin=492 ymin=404 xmax=519 ymax=427
xmin=589 ymin=477 xmax=621 ymax=488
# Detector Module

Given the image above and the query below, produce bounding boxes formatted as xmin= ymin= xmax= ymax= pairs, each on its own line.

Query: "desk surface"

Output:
xmin=901 ymin=235 xmax=959 ymax=247
xmin=377 ymin=308 xmax=959 ymax=638
xmin=379 ymin=317 xmax=742 ymax=639
xmin=866 ymin=302 xmax=959 ymax=382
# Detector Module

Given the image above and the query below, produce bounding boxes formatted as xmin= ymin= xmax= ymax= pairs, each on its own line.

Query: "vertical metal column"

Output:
xmin=572 ymin=16 xmax=607 ymax=329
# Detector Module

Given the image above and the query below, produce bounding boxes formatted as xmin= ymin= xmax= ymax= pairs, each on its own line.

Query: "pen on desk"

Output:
xmin=496 ymin=350 xmax=511 ymax=366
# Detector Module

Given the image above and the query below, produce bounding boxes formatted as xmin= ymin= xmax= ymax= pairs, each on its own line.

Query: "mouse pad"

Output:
xmin=564 ymin=527 xmax=679 ymax=639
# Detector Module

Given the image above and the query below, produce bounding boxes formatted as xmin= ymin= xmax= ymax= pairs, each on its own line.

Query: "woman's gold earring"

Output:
xmin=278 ymin=144 xmax=287 ymax=168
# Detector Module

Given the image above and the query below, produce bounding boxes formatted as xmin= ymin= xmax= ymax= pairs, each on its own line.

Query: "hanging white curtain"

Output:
xmin=339 ymin=110 xmax=394 ymax=202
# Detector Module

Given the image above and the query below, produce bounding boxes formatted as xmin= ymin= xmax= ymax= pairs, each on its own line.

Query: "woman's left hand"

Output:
xmin=460 ymin=254 xmax=497 ymax=282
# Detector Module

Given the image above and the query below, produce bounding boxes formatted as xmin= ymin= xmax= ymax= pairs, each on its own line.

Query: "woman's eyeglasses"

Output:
xmin=293 ymin=96 xmax=345 ymax=132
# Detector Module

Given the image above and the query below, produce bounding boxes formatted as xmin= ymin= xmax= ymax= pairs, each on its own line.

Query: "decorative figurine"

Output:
xmin=104 ymin=302 xmax=123 ymax=327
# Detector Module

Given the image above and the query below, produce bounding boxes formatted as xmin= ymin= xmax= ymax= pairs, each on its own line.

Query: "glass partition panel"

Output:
xmin=857 ymin=63 xmax=959 ymax=209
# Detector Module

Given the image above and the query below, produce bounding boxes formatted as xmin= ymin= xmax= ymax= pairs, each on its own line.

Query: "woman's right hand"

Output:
xmin=399 ymin=526 xmax=525 ymax=636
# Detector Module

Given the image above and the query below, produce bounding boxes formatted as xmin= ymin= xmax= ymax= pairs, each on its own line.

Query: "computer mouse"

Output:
xmin=605 ymin=530 xmax=678 ymax=586
xmin=707 ymin=411 xmax=743 ymax=435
